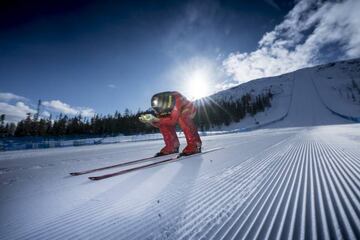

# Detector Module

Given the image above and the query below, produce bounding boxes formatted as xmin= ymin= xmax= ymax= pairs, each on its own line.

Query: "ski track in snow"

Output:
xmin=1 ymin=61 xmax=360 ymax=239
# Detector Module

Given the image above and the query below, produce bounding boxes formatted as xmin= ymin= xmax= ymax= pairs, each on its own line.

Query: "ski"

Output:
xmin=69 ymin=153 xmax=178 ymax=176
xmin=88 ymin=147 xmax=223 ymax=181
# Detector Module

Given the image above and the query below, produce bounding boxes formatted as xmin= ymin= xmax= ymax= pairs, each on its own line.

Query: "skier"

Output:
xmin=139 ymin=91 xmax=202 ymax=157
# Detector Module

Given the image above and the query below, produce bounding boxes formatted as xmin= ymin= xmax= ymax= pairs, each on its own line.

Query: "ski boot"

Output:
xmin=154 ymin=146 xmax=179 ymax=157
xmin=179 ymin=144 xmax=202 ymax=157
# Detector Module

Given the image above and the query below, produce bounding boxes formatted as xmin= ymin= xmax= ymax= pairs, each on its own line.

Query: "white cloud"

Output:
xmin=107 ymin=84 xmax=116 ymax=89
xmin=0 ymin=92 xmax=27 ymax=102
xmin=41 ymin=110 xmax=51 ymax=118
xmin=0 ymin=92 xmax=96 ymax=122
xmin=42 ymin=100 xmax=95 ymax=117
xmin=42 ymin=100 xmax=78 ymax=115
xmin=0 ymin=101 xmax=36 ymax=122
xmin=77 ymin=107 xmax=96 ymax=117
xmin=222 ymin=0 xmax=360 ymax=86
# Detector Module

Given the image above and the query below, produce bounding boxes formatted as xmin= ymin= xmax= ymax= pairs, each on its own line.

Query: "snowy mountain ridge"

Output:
xmin=205 ymin=57 xmax=360 ymax=131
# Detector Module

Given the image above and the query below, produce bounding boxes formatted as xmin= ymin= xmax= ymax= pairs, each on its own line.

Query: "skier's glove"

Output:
xmin=139 ymin=114 xmax=159 ymax=124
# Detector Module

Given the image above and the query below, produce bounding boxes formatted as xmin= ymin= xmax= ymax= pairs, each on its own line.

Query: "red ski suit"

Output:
xmin=152 ymin=92 xmax=202 ymax=154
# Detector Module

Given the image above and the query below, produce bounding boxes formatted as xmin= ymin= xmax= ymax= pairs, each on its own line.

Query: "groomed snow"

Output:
xmin=1 ymin=124 xmax=360 ymax=239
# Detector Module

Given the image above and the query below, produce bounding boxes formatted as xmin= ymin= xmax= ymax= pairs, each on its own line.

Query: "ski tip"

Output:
xmin=70 ymin=172 xmax=80 ymax=176
xmin=88 ymin=176 xmax=99 ymax=181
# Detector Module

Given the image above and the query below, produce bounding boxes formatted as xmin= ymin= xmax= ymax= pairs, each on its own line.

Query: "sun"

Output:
xmin=171 ymin=56 xmax=216 ymax=100
xmin=186 ymin=68 xmax=211 ymax=100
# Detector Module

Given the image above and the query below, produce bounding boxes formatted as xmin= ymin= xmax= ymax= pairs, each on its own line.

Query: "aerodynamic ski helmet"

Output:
xmin=151 ymin=91 xmax=176 ymax=115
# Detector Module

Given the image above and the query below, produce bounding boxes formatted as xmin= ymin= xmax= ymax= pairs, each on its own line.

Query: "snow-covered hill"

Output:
xmin=209 ymin=58 xmax=360 ymax=130
xmin=1 ymin=59 xmax=360 ymax=240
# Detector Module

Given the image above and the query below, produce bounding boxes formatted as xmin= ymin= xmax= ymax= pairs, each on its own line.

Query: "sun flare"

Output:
xmin=186 ymin=67 xmax=211 ymax=100
xmin=170 ymin=56 xmax=218 ymax=100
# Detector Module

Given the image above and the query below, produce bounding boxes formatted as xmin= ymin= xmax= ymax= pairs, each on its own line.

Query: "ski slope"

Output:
xmin=211 ymin=58 xmax=360 ymax=131
xmin=1 ymin=60 xmax=360 ymax=239
xmin=270 ymin=68 xmax=351 ymax=128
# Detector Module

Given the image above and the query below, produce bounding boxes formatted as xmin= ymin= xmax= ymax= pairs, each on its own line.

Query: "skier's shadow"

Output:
xmin=81 ymin=147 xmax=203 ymax=239
xmin=117 ymin=150 xmax=204 ymax=239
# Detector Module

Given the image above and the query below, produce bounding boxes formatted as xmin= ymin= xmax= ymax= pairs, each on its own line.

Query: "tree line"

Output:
xmin=0 ymin=109 xmax=157 ymax=138
xmin=194 ymin=91 xmax=273 ymax=131
xmin=0 ymin=91 xmax=273 ymax=138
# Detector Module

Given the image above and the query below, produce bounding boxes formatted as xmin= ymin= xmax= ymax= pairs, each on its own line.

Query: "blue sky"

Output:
xmin=1 ymin=0 xmax=359 ymax=122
